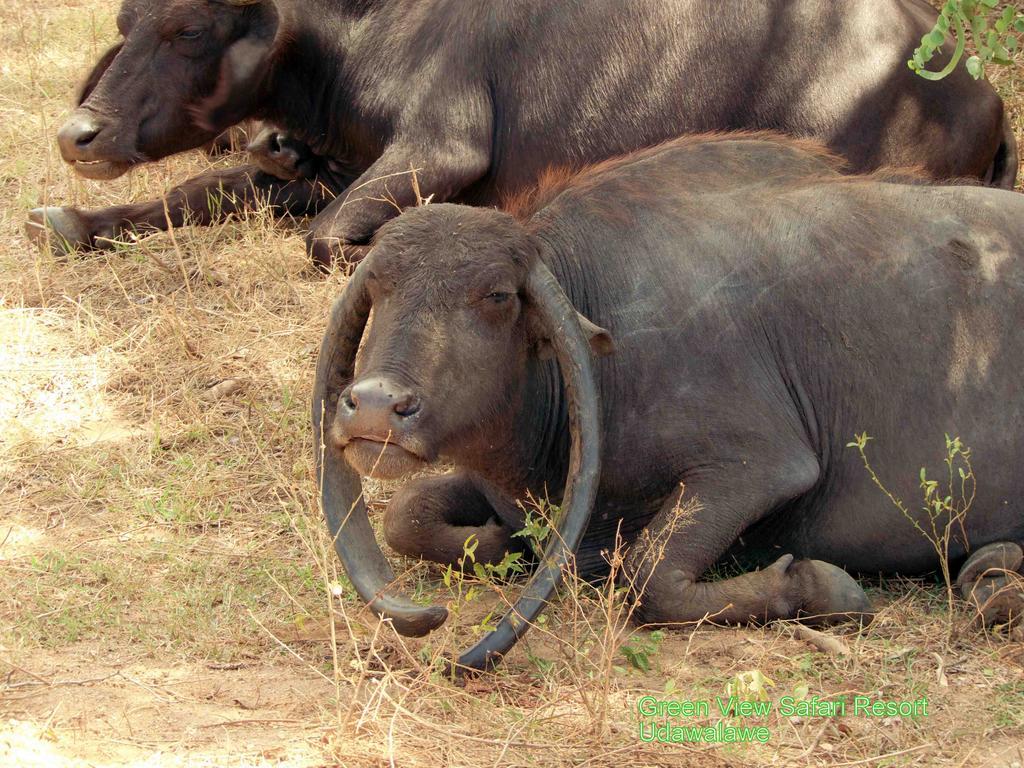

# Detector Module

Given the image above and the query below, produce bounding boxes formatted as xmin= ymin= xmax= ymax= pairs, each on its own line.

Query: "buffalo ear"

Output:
xmin=77 ymin=42 xmax=123 ymax=106
xmin=194 ymin=37 xmax=273 ymax=131
xmin=193 ymin=4 xmax=281 ymax=131
xmin=577 ymin=314 xmax=615 ymax=356
xmin=534 ymin=311 xmax=615 ymax=359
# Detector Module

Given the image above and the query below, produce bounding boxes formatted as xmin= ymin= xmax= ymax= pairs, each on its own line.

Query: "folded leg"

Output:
xmin=627 ymin=452 xmax=872 ymax=627
xmin=384 ymin=471 xmax=524 ymax=567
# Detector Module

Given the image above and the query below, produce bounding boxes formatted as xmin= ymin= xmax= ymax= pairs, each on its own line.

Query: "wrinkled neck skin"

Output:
xmin=457 ymin=355 xmax=570 ymax=510
xmin=258 ymin=1 xmax=382 ymax=167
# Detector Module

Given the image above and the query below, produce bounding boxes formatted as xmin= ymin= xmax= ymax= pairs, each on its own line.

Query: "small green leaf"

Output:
xmin=996 ymin=6 xmax=1014 ymax=33
xmin=966 ymin=55 xmax=984 ymax=79
xmin=462 ymin=533 xmax=478 ymax=562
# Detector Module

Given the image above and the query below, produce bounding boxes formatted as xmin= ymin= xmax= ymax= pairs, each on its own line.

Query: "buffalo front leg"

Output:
xmin=26 ymin=165 xmax=334 ymax=257
xmin=305 ymin=137 xmax=490 ymax=270
xmin=627 ymin=457 xmax=873 ymax=628
xmin=383 ymin=472 xmax=525 ymax=568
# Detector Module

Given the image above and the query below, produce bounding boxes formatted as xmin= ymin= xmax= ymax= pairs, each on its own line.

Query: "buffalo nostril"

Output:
xmin=268 ymin=132 xmax=283 ymax=154
xmin=75 ymin=126 xmax=101 ymax=148
xmin=341 ymin=388 xmax=357 ymax=411
xmin=393 ymin=396 xmax=421 ymax=418
xmin=57 ymin=113 xmax=105 ymax=160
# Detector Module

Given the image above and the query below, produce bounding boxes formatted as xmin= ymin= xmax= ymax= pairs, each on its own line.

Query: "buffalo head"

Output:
xmin=58 ymin=0 xmax=283 ymax=179
xmin=312 ymin=203 xmax=611 ymax=671
xmin=331 ymin=205 xmax=611 ymax=480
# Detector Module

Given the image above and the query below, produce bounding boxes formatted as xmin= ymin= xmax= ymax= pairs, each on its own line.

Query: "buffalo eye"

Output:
xmin=176 ymin=27 xmax=206 ymax=41
xmin=484 ymin=291 xmax=513 ymax=303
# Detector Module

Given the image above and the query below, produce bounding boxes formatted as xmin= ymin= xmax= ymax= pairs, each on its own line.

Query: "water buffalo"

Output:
xmin=29 ymin=0 xmax=1017 ymax=268
xmin=313 ymin=134 xmax=1024 ymax=670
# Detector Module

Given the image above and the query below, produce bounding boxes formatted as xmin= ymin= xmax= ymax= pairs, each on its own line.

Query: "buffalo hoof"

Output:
xmin=956 ymin=541 xmax=1023 ymax=589
xmin=249 ymin=129 xmax=307 ymax=181
xmin=792 ymin=559 xmax=874 ymax=626
xmin=26 ymin=207 xmax=92 ymax=257
xmin=957 ymin=542 xmax=1024 ymax=627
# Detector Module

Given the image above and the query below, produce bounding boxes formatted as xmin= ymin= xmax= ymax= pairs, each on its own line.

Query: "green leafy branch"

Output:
xmin=847 ymin=432 xmax=976 ymax=623
xmin=910 ymin=0 xmax=1024 ymax=80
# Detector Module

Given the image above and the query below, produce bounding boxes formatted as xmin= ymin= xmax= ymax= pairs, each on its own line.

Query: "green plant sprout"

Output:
xmin=512 ymin=496 xmax=556 ymax=556
xmin=726 ymin=670 xmax=776 ymax=703
xmin=848 ymin=432 xmax=976 ymax=622
xmin=619 ymin=629 xmax=666 ymax=672
xmin=911 ymin=0 xmax=1023 ymax=80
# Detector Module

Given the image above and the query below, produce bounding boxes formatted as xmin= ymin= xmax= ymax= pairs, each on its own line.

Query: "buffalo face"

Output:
xmin=57 ymin=0 xmax=281 ymax=179
xmin=330 ymin=204 xmax=613 ymax=482
xmin=330 ymin=205 xmax=543 ymax=481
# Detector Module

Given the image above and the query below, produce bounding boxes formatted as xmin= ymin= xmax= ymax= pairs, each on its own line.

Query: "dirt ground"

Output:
xmin=2 ymin=2 xmax=1023 ymax=766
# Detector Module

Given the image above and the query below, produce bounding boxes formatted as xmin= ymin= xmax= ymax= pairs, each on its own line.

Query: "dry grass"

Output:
xmin=1 ymin=2 xmax=1023 ymax=766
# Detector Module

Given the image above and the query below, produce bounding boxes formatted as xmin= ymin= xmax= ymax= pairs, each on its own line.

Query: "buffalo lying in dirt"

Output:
xmin=314 ymin=134 xmax=1024 ymax=670
xmin=29 ymin=0 xmax=1016 ymax=268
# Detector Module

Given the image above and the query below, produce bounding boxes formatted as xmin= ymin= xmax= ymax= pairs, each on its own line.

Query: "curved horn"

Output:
xmin=312 ymin=259 xmax=602 ymax=668
xmin=312 ymin=265 xmax=448 ymax=637
xmin=454 ymin=259 xmax=602 ymax=672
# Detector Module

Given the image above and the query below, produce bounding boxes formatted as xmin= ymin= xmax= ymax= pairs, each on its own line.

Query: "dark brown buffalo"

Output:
xmin=315 ymin=134 xmax=1024 ymax=670
xmin=28 ymin=0 xmax=1017 ymax=267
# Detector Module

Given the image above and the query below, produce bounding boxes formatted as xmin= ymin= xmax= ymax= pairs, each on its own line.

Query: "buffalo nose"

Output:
xmin=57 ymin=112 xmax=103 ymax=159
xmin=344 ymin=378 xmax=422 ymax=419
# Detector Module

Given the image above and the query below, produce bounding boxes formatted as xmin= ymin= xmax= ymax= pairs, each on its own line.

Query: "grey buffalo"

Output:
xmin=30 ymin=0 xmax=1016 ymax=269
xmin=314 ymin=134 xmax=1024 ymax=670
